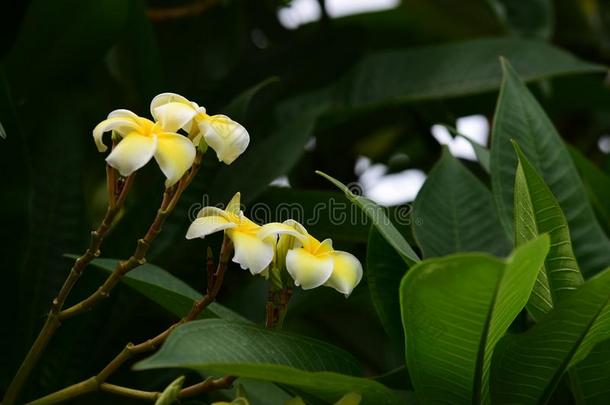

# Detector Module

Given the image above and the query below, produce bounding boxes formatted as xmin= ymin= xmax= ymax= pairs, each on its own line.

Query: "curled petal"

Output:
xmin=228 ymin=230 xmax=274 ymax=275
xmin=200 ymin=115 xmax=249 ymax=164
xmin=152 ymin=102 xmax=197 ymax=133
xmin=150 ymin=93 xmax=197 ymax=116
xmin=196 ymin=206 xmax=231 ymax=219
xmin=186 ymin=215 xmax=236 ymax=239
xmin=92 ymin=109 xmax=140 ymax=152
xmin=258 ymin=222 xmax=305 ymax=242
xmin=286 ymin=248 xmax=333 ymax=290
xmin=105 ymin=132 xmax=157 ymax=176
xmin=325 ymin=251 xmax=363 ymax=297
xmin=108 ymin=109 xmax=140 ymax=120
xmin=154 ymin=133 xmax=197 ymax=186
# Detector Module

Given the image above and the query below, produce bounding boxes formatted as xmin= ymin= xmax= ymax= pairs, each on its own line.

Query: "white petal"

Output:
xmin=286 ymin=248 xmax=333 ymax=290
xmin=154 ymin=133 xmax=196 ymax=186
xmin=186 ymin=215 xmax=236 ymax=239
xmin=196 ymin=206 xmax=230 ymax=219
xmin=92 ymin=109 xmax=140 ymax=152
xmin=200 ymin=115 xmax=249 ymax=164
xmin=258 ymin=222 xmax=306 ymax=242
xmin=325 ymin=251 xmax=363 ymax=297
xmin=150 ymin=93 xmax=196 ymax=117
xmin=108 ymin=109 xmax=139 ymax=120
xmin=153 ymin=102 xmax=197 ymax=133
xmin=229 ymin=230 xmax=274 ymax=275
xmin=105 ymin=133 xmax=157 ymax=176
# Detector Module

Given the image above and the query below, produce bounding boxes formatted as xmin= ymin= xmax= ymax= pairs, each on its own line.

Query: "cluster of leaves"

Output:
xmin=3 ymin=0 xmax=610 ymax=404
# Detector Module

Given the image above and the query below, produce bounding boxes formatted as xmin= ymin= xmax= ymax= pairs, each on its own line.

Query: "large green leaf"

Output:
xmin=491 ymin=267 xmax=610 ymax=404
xmin=413 ymin=148 xmax=510 ymax=258
xmin=88 ymin=258 xmax=246 ymax=322
xmin=366 ymin=228 xmax=407 ymax=345
xmin=278 ymin=38 xmax=604 ymax=124
xmin=135 ymin=319 xmax=402 ymax=405
xmin=343 ymin=38 xmax=602 ymax=108
xmin=513 ymin=142 xmax=583 ymax=320
xmin=400 ymin=236 xmax=550 ymax=404
xmin=491 ymin=58 xmax=610 ymax=276
xmin=570 ymin=340 xmax=610 ymax=405
xmin=317 ymin=171 xmax=420 ymax=265
xmin=568 ymin=144 xmax=610 ymax=235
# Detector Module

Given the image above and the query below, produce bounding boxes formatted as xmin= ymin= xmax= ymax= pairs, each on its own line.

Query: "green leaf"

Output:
xmin=486 ymin=0 xmax=554 ymax=39
xmin=279 ymin=38 xmax=604 ymax=125
xmin=570 ymin=340 xmax=610 ymax=405
xmin=491 ymin=267 xmax=610 ymax=404
xmin=343 ymin=38 xmax=603 ymax=108
xmin=316 ymin=171 xmax=420 ymax=265
xmin=135 ymin=319 xmax=401 ymax=405
xmin=400 ymin=236 xmax=550 ymax=404
xmin=366 ymin=228 xmax=407 ymax=345
xmin=155 ymin=375 xmax=185 ymax=405
xmin=88 ymin=258 xmax=246 ymax=322
xmin=568 ymin=144 xmax=610 ymax=235
xmin=412 ymin=149 xmax=510 ymax=258
xmin=436 ymin=124 xmax=491 ymax=173
xmin=222 ymin=76 xmax=280 ymax=122
xmin=491 ymin=58 xmax=610 ymax=276
xmin=460 ymin=136 xmax=490 ymax=174
xmin=513 ymin=142 xmax=583 ymax=320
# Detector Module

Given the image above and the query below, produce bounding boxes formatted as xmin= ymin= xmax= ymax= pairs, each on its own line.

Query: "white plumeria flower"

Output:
xmin=269 ymin=220 xmax=363 ymax=297
xmin=150 ymin=92 xmax=249 ymax=164
xmin=185 ymin=193 xmax=293 ymax=275
xmin=93 ymin=109 xmax=196 ymax=187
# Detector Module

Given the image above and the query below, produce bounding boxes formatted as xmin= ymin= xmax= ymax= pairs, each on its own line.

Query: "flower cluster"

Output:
xmin=93 ymin=92 xmax=249 ymax=186
xmin=186 ymin=193 xmax=363 ymax=296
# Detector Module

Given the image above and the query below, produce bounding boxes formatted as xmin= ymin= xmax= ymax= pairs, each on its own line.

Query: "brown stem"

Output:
xmin=265 ymin=287 xmax=293 ymax=329
xmin=3 ymin=169 xmax=134 ymax=405
xmin=58 ymin=154 xmax=202 ymax=321
xmin=28 ymin=233 xmax=232 ymax=405
xmin=27 ymin=376 xmax=236 ymax=404
xmin=179 ymin=375 xmax=237 ymax=398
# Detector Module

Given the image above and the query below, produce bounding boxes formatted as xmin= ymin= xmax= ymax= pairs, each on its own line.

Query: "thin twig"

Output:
xmin=58 ymin=154 xmax=202 ymax=321
xmin=28 ymin=233 xmax=232 ymax=405
xmin=3 ymin=168 xmax=134 ymax=405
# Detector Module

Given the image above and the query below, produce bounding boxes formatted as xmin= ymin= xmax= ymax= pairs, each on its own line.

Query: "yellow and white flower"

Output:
xmin=185 ymin=193 xmax=291 ymax=275
xmin=267 ymin=220 xmax=363 ymax=297
xmin=150 ymin=92 xmax=249 ymax=164
xmin=93 ymin=109 xmax=196 ymax=187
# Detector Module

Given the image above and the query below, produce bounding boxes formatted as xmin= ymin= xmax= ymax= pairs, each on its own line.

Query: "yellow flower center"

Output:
xmin=134 ymin=117 xmax=162 ymax=137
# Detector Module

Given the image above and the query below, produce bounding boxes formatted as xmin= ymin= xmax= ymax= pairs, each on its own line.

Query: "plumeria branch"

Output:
xmin=58 ymin=152 xmax=202 ymax=321
xmin=27 ymin=375 xmax=237 ymax=404
xmin=28 ymin=233 xmax=232 ymax=405
xmin=266 ymin=285 xmax=293 ymax=329
xmin=5 ymin=153 xmax=203 ymax=405
xmin=3 ymin=165 xmax=134 ymax=405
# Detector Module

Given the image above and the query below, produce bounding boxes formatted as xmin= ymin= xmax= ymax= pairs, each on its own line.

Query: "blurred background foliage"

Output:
xmin=2 ymin=0 xmax=610 ymax=403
